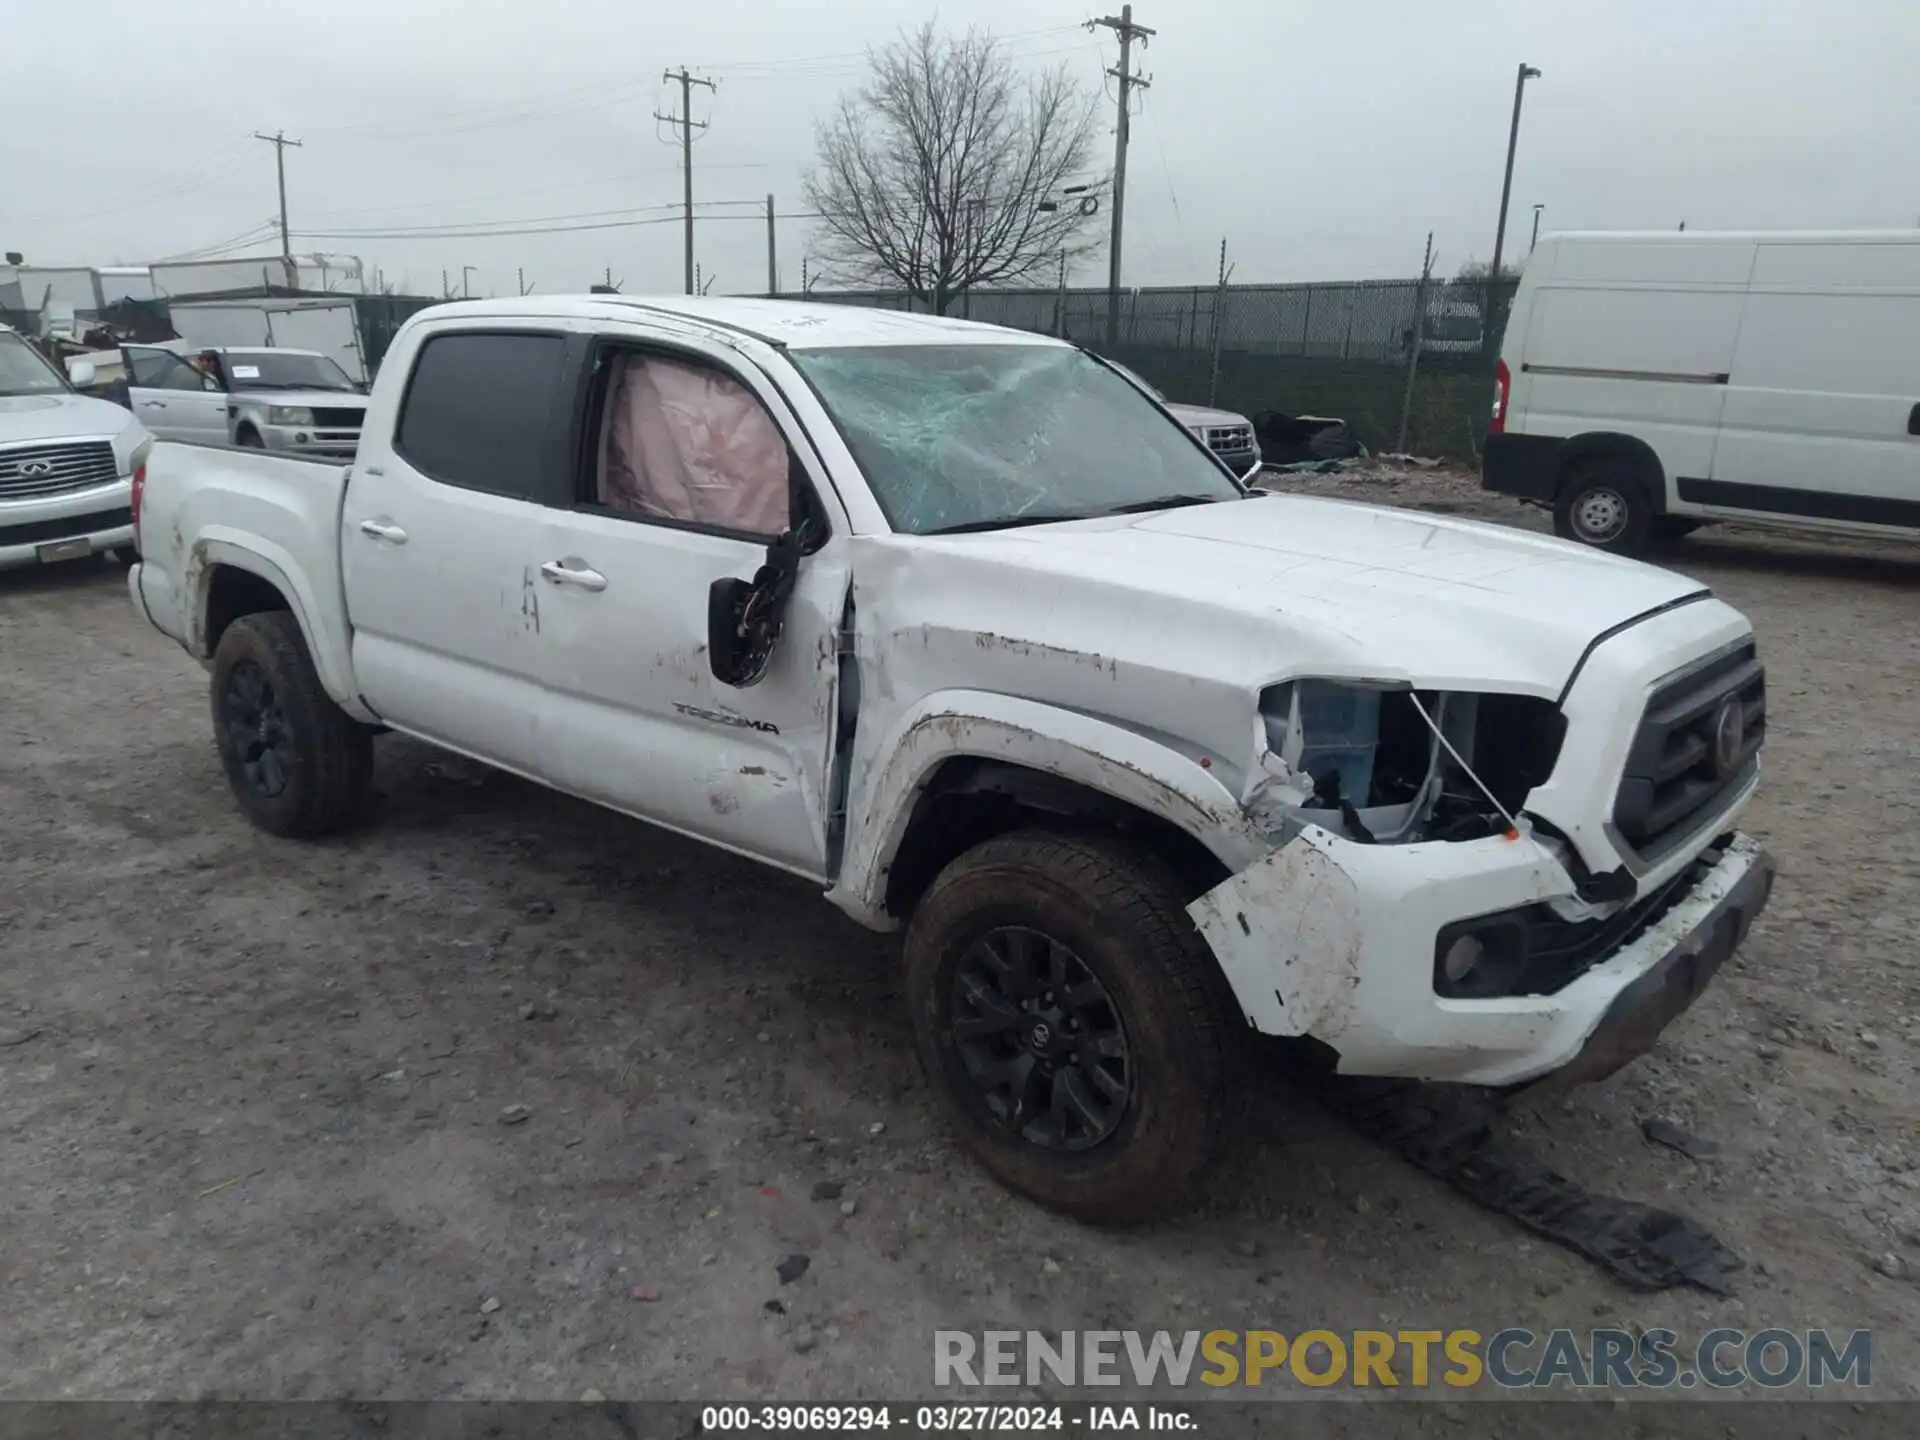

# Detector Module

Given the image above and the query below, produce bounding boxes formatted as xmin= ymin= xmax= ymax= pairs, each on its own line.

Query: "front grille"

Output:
xmin=312 ymin=408 xmax=365 ymax=429
xmin=1614 ymin=641 xmax=1765 ymax=860
xmin=0 ymin=441 xmax=120 ymax=500
xmin=1206 ymin=424 xmax=1254 ymax=454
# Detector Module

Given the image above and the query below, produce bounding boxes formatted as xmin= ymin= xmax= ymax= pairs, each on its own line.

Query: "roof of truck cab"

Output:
xmin=419 ymin=295 xmax=1067 ymax=350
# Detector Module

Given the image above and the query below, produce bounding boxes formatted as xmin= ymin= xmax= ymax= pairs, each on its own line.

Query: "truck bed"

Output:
xmin=129 ymin=440 xmax=362 ymax=714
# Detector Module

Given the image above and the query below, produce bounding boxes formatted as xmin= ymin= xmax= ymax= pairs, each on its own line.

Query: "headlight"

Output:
xmin=268 ymin=406 xmax=314 ymax=426
xmin=1255 ymin=681 xmax=1565 ymax=845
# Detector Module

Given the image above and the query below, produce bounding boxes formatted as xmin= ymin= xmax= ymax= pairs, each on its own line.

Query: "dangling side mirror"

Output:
xmin=708 ymin=522 xmax=811 ymax=688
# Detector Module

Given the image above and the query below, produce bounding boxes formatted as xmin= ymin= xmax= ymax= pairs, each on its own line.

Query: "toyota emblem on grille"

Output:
xmin=16 ymin=460 xmax=54 ymax=477
xmin=1710 ymin=698 xmax=1746 ymax=776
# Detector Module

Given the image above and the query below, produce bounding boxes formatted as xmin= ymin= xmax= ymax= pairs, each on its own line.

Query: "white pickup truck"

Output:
xmin=128 ymin=297 xmax=1774 ymax=1221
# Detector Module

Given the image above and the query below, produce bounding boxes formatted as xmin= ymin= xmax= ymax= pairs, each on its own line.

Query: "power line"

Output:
xmin=157 ymin=220 xmax=283 ymax=263
xmin=712 ymin=38 xmax=1105 ymax=84
xmin=294 ymin=199 xmax=763 ymax=238
xmin=693 ymin=25 xmax=1083 ymax=72
xmin=4 ymin=145 xmax=255 ymax=226
xmin=656 ymin=67 xmax=717 ymax=295
xmin=291 ymin=209 xmax=823 ymax=243
xmin=299 ymin=164 xmax=773 ymax=221
xmin=308 ymin=78 xmax=648 ymax=143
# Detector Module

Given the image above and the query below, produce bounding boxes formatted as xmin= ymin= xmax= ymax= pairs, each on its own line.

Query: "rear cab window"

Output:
xmin=394 ymin=331 xmax=569 ymax=502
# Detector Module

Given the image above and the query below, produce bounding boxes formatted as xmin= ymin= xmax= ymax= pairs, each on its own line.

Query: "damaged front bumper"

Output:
xmin=1189 ymin=827 xmax=1774 ymax=1088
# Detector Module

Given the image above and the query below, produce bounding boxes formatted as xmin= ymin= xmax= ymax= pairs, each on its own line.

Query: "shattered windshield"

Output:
xmin=791 ymin=344 xmax=1241 ymax=534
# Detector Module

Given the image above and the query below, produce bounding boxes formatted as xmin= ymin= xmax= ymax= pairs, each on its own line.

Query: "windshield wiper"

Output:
xmin=921 ymin=511 xmax=1091 ymax=535
xmin=1101 ymin=493 xmax=1227 ymax=515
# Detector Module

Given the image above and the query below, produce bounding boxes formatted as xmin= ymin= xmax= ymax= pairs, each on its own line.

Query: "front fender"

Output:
xmin=187 ymin=530 xmax=372 ymax=722
xmin=825 ymin=688 xmax=1267 ymax=928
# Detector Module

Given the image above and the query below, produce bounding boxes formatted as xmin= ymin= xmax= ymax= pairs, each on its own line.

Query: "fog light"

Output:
xmin=295 ymin=432 xmax=310 ymax=444
xmin=1441 ymin=935 xmax=1485 ymax=984
xmin=1433 ymin=913 xmax=1530 ymax=998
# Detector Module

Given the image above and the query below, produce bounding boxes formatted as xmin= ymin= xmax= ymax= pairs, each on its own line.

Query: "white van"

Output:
xmin=1483 ymin=230 xmax=1920 ymax=552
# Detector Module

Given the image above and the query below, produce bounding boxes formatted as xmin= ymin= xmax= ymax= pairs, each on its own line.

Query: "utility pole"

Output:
xmin=1397 ymin=231 xmax=1436 ymax=454
xmin=766 ymin=194 xmax=778 ymax=296
xmin=657 ymin=67 xmax=716 ymax=295
xmin=461 ymin=266 xmax=476 ymax=299
xmin=1488 ymin=63 xmax=1540 ymax=296
xmin=1208 ymin=238 xmax=1234 ymax=405
xmin=1090 ymin=6 xmax=1153 ymax=345
xmin=253 ymin=129 xmax=304 ymax=268
xmin=441 ymin=269 xmax=451 ymax=300
xmin=1530 ymin=203 xmax=1545 ymax=255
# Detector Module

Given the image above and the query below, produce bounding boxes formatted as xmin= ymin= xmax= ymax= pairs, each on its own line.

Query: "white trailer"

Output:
xmin=167 ymin=298 xmax=369 ymax=383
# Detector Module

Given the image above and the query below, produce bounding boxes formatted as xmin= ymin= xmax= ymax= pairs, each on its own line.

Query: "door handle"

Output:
xmin=140 ymin=400 xmax=166 ymax=409
xmin=358 ymin=519 xmax=408 ymax=543
xmin=540 ymin=560 xmax=608 ymax=592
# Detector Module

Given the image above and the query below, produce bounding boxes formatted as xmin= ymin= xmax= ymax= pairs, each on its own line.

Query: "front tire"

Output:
xmin=210 ymin=611 xmax=373 ymax=837
xmin=236 ymin=427 xmax=264 ymax=449
xmin=904 ymin=831 xmax=1238 ymax=1224
xmin=1554 ymin=462 xmax=1651 ymax=555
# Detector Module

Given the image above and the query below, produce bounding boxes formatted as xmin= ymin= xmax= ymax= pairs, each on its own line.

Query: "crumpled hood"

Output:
xmin=855 ymin=493 xmax=1715 ymax=770
xmin=232 ymin=389 xmax=368 ymax=414
xmin=1044 ymin=494 xmax=1710 ymax=689
xmin=0 ymin=392 xmax=139 ymax=444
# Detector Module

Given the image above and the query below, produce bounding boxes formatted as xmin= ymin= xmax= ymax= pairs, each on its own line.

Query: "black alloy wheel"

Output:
xmin=223 ymin=660 xmax=294 ymax=798
xmin=950 ymin=925 xmax=1132 ymax=1152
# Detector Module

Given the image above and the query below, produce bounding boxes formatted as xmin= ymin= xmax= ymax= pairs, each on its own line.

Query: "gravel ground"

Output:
xmin=2 ymin=483 xmax=1917 ymax=1408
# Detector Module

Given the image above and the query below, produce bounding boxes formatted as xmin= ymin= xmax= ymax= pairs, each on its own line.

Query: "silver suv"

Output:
xmin=1105 ymin=361 xmax=1261 ymax=479
xmin=124 ymin=344 xmax=368 ymax=458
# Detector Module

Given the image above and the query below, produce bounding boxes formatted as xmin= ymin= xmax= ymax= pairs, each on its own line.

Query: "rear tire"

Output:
xmin=904 ymin=830 xmax=1239 ymax=1224
xmin=210 ymin=611 xmax=373 ymax=837
xmin=1554 ymin=461 xmax=1652 ymax=555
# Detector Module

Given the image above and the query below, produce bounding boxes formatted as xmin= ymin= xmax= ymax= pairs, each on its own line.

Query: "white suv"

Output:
xmin=0 ymin=325 xmax=151 ymax=572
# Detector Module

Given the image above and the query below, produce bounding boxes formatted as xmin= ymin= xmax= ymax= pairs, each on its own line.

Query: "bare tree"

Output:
xmin=805 ymin=22 xmax=1104 ymax=315
xmin=1447 ymin=257 xmax=1524 ymax=289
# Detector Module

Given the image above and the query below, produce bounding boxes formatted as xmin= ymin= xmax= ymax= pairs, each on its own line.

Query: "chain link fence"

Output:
xmin=784 ymin=276 xmax=1519 ymax=461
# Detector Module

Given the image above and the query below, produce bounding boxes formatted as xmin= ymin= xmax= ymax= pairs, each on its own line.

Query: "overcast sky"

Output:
xmin=5 ymin=0 xmax=1916 ymax=297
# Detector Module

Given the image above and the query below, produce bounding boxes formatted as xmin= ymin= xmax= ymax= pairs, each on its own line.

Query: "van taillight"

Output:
xmin=131 ymin=460 xmax=147 ymax=539
xmin=1490 ymin=359 xmax=1511 ymax=434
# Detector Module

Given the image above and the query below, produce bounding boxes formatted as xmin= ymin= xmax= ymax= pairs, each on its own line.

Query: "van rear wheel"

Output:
xmin=1554 ymin=463 xmax=1651 ymax=555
